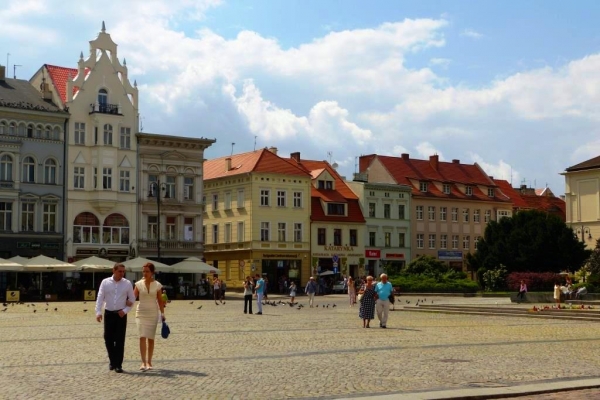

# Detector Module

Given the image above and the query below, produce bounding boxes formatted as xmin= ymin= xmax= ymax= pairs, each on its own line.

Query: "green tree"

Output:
xmin=404 ymin=255 xmax=453 ymax=280
xmin=473 ymin=210 xmax=590 ymax=273
xmin=587 ymin=238 xmax=600 ymax=276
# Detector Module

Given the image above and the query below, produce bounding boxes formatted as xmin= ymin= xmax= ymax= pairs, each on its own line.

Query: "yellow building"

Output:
xmin=562 ymin=155 xmax=600 ymax=249
xmin=203 ymin=148 xmax=312 ymax=290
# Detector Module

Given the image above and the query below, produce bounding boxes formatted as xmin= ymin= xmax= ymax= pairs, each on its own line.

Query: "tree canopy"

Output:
xmin=470 ymin=210 xmax=590 ymax=273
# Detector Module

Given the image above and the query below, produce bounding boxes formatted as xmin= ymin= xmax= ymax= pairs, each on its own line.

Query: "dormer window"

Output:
xmin=419 ymin=182 xmax=428 ymax=192
xmin=327 ymin=203 xmax=345 ymax=216
xmin=488 ymin=188 xmax=495 ymax=197
xmin=443 ymin=184 xmax=451 ymax=194
xmin=465 ymin=186 xmax=473 ymax=196
xmin=317 ymin=180 xmax=333 ymax=190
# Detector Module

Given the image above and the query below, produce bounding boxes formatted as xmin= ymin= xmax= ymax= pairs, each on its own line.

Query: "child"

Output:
xmin=553 ymin=283 xmax=561 ymax=307
xmin=161 ymin=289 xmax=169 ymax=307
xmin=289 ymin=281 xmax=297 ymax=304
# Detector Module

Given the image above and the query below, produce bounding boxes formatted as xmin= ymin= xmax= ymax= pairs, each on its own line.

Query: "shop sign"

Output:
xmin=438 ymin=250 xmax=463 ymax=261
xmin=43 ymin=243 xmax=60 ymax=249
xmin=384 ymin=253 xmax=404 ymax=259
xmin=262 ymin=253 xmax=299 ymax=259
xmin=17 ymin=242 xmax=30 ymax=249
xmin=324 ymin=245 xmax=354 ymax=252
xmin=84 ymin=290 xmax=96 ymax=301
xmin=31 ymin=242 xmax=41 ymax=249
xmin=77 ymin=248 xmax=99 ymax=256
xmin=365 ymin=249 xmax=380 ymax=258
xmin=107 ymin=249 xmax=129 ymax=256
xmin=6 ymin=290 xmax=19 ymax=302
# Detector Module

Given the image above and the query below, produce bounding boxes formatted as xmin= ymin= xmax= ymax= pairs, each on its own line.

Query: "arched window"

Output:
xmin=17 ymin=123 xmax=26 ymax=137
xmin=52 ymin=126 xmax=60 ymax=140
xmin=0 ymin=155 xmax=13 ymax=181
xmin=8 ymin=122 xmax=16 ymax=136
xmin=98 ymin=88 xmax=108 ymax=110
xmin=26 ymin=124 xmax=34 ymax=138
xmin=103 ymin=213 xmax=129 ymax=244
xmin=22 ymin=156 xmax=35 ymax=183
xmin=0 ymin=121 xmax=6 ymax=134
xmin=103 ymin=124 xmax=113 ymax=145
xmin=44 ymin=159 xmax=57 ymax=184
xmin=44 ymin=125 xmax=51 ymax=139
xmin=73 ymin=212 xmax=100 ymax=244
xmin=36 ymin=125 xmax=43 ymax=138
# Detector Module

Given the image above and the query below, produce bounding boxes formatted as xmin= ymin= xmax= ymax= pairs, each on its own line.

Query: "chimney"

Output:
xmin=452 ymin=159 xmax=460 ymax=164
xmin=268 ymin=146 xmax=278 ymax=155
xmin=520 ymin=184 xmax=527 ymax=190
xmin=429 ymin=155 xmax=439 ymax=170
xmin=488 ymin=176 xmax=494 ymax=180
xmin=225 ymin=157 xmax=232 ymax=171
xmin=401 ymin=153 xmax=409 ymax=160
xmin=0 ymin=65 xmax=5 ymax=82
xmin=40 ymin=79 xmax=53 ymax=100
xmin=291 ymin=152 xmax=301 ymax=162
xmin=560 ymin=195 xmax=565 ymax=201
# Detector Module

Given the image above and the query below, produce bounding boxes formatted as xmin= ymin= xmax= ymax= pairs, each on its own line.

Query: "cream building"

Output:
xmin=562 ymin=155 xmax=600 ymax=249
xmin=137 ymin=133 xmax=215 ymax=263
xmin=31 ymin=22 xmax=139 ymax=262
xmin=203 ymin=148 xmax=312 ymax=290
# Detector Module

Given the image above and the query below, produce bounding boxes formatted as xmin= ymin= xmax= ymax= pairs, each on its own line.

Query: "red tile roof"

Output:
xmin=203 ymin=149 xmax=309 ymax=180
xmin=521 ymin=195 xmax=566 ymax=221
xmin=493 ymin=179 xmax=529 ymax=208
xmin=45 ymin=65 xmax=79 ymax=104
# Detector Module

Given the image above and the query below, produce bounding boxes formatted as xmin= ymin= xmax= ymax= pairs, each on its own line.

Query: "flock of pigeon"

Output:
xmin=2 ymin=301 xmax=60 ymax=313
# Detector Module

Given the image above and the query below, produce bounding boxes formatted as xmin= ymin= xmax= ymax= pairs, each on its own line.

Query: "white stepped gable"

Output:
xmin=119 ymin=155 xmax=133 ymax=168
xmin=73 ymin=152 xmax=87 ymax=164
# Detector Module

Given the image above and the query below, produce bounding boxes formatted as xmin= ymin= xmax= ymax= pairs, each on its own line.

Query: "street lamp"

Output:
xmin=575 ymin=225 xmax=592 ymax=243
xmin=148 ymin=181 xmax=170 ymax=261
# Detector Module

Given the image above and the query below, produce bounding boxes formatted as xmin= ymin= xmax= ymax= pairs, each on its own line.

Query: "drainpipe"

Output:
xmin=62 ymin=116 xmax=68 ymax=261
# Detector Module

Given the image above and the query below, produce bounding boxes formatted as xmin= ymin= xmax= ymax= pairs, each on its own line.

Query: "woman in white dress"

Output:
xmin=134 ymin=262 xmax=165 ymax=371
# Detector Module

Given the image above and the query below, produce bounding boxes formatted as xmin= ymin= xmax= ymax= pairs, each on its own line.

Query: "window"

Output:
xmin=94 ymin=126 xmax=98 ymax=145
xmin=21 ymin=202 xmax=34 ymax=231
xmin=385 ymin=232 xmax=391 ymax=247
xmin=44 ymin=125 xmax=51 ymax=139
xmin=202 ymin=225 xmax=206 ymax=243
xmin=369 ymin=231 xmax=376 ymax=246
xmin=463 ymin=235 xmax=470 ymax=250
xmin=327 ymin=203 xmax=345 ymax=215
xmin=465 ymin=186 xmax=473 ymax=196
xmin=294 ymin=223 xmax=302 ymax=242
xmin=237 ymin=189 xmax=245 ymax=208
xmin=452 ymin=235 xmax=459 ymax=249
xmin=333 ymin=228 xmax=342 ymax=245
xmin=224 ymin=191 xmax=231 ymax=209
xmin=419 ymin=182 xmax=428 ymax=192
xmin=260 ymin=189 xmax=270 ymax=206
xmin=451 ymin=207 xmax=458 ymax=222
xmin=103 ymin=124 xmax=113 ymax=145
xmin=278 ymin=222 xmax=286 ymax=241
xmin=73 ymin=212 xmax=100 ymax=244
xmin=119 ymin=170 xmax=130 ymax=192
xmin=318 ymin=228 xmax=326 ymax=245
xmin=277 ymin=190 xmax=286 ymax=207
xmin=74 ymin=122 xmax=85 ymax=144
xmin=475 ymin=236 xmax=481 ymax=250
xmin=224 ymin=223 xmax=231 ymax=243
xmin=293 ymin=191 xmax=302 ymax=208
xmin=102 ymin=167 xmax=112 ymax=189
xmin=416 ymin=234 xmax=424 ymax=249
xmin=416 ymin=205 xmax=423 ymax=220
xmin=368 ymin=203 xmax=376 ymax=218
xmin=0 ymin=202 xmax=12 ymax=231
xmin=474 ymin=209 xmax=480 ymax=223
xmin=488 ymin=188 xmax=495 ymax=197
xmin=398 ymin=233 xmax=405 ymax=247
xmin=237 ymin=221 xmax=244 ymax=242
xmin=497 ymin=210 xmax=511 ymax=220
xmin=260 ymin=222 xmax=270 ymax=241
xmin=318 ymin=180 xmax=325 ymax=189
xmin=485 ymin=210 xmax=491 ymax=223
xmin=429 ymin=234 xmax=436 ymax=249
xmin=350 ymin=229 xmax=357 ymax=246
xmin=384 ymin=204 xmax=391 ymax=218
xmin=103 ymin=214 xmax=130 ymax=244
xmin=212 ymin=194 xmax=218 ymax=211
xmin=44 ymin=159 xmax=57 ymax=184
xmin=440 ymin=234 xmax=447 ymax=249
xmin=43 ymin=203 xmax=56 ymax=232
xmin=98 ymin=88 xmax=108 ymax=105
xmin=94 ymin=167 xmax=98 ymax=189
xmin=212 ymin=224 xmax=219 ymax=243
xmin=440 ymin=207 xmax=447 ymax=221
xmin=0 ymin=155 xmax=12 ymax=181
xmin=443 ymin=184 xmax=451 ymax=194
xmin=22 ymin=156 xmax=35 ymax=183
xmin=184 ymin=177 xmax=194 ymax=200
xmin=398 ymin=204 xmax=405 ymax=219
xmin=428 ymin=206 xmax=435 ymax=221
xmin=120 ymin=127 xmax=131 ymax=149
xmin=326 ymin=181 xmax=333 ymax=190
xmin=463 ymin=208 xmax=469 ymax=223
xmin=184 ymin=217 xmax=194 ymax=241
xmin=148 ymin=216 xmax=157 ymax=239
xmin=26 ymin=125 xmax=33 ymax=138
xmin=166 ymin=176 xmax=176 ymax=199
xmin=148 ymin=174 xmax=158 ymax=196
xmin=36 ymin=125 xmax=42 ymax=138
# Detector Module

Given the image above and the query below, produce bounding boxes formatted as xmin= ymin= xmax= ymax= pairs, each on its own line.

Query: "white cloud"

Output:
xmin=461 ymin=29 xmax=483 ymax=39
xmin=571 ymin=139 xmax=600 ymax=164
xmin=429 ymin=57 xmax=451 ymax=68
xmin=416 ymin=142 xmax=445 ymax=160
xmin=469 ymin=153 xmax=519 ymax=183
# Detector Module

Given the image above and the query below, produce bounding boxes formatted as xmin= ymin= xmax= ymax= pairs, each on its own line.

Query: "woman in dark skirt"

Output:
xmin=359 ymin=276 xmax=376 ymax=328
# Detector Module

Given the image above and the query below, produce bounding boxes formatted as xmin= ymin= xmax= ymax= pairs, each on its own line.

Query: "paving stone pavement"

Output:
xmin=1 ymin=294 xmax=600 ymax=399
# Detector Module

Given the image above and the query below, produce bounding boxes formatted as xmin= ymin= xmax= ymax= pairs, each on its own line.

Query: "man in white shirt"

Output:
xmin=95 ymin=263 xmax=135 ymax=373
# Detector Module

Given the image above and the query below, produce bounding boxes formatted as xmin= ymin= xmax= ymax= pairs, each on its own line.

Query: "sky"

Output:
xmin=2 ymin=0 xmax=600 ymax=192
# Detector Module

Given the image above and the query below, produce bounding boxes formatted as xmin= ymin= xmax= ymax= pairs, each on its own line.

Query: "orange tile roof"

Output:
xmin=493 ymin=179 xmax=529 ymax=208
xmin=520 ymin=195 xmax=566 ymax=221
xmin=45 ymin=65 xmax=79 ymax=104
xmin=203 ymin=149 xmax=310 ymax=180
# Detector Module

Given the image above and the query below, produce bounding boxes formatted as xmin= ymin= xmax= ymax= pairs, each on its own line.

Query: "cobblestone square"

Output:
xmin=1 ymin=295 xmax=600 ymax=399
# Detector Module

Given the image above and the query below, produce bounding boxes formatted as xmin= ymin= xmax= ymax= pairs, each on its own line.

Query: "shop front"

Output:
xmin=381 ymin=252 xmax=406 ymax=275
xmin=438 ymin=250 xmax=464 ymax=271
xmin=313 ymin=245 xmax=364 ymax=279
xmin=259 ymin=252 xmax=307 ymax=294
xmin=70 ymin=246 xmax=131 ymax=263
xmin=364 ymin=249 xmax=380 ymax=277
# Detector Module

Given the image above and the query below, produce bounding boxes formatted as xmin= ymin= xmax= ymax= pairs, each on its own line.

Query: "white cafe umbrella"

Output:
xmin=8 ymin=256 xmax=29 ymax=265
xmin=319 ymin=270 xmax=335 ymax=276
xmin=20 ymin=255 xmax=77 ymax=295
xmin=73 ymin=256 xmax=116 ymax=287
xmin=0 ymin=257 xmax=24 ymax=272
xmin=169 ymin=257 xmax=222 ymax=275
xmin=122 ymin=257 xmax=171 ymax=273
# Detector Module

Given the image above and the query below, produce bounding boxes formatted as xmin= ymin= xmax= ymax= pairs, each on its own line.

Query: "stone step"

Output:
xmin=416 ymin=304 xmax=600 ymax=316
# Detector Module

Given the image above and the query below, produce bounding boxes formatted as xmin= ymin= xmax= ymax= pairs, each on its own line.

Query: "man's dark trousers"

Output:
xmin=104 ymin=311 xmax=127 ymax=368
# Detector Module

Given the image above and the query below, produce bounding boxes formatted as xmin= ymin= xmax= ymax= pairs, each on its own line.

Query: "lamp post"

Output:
xmin=148 ymin=181 xmax=169 ymax=261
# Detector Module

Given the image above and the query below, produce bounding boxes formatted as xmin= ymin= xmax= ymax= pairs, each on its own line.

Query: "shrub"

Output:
xmin=506 ymin=272 xmax=563 ymax=292
xmin=482 ymin=265 xmax=507 ymax=292
xmin=390 ymin=275 xmax=479 ymax=293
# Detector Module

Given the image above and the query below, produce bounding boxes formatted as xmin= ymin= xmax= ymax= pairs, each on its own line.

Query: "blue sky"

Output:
xmin=2 ymin=0 xmax=600 ymax=191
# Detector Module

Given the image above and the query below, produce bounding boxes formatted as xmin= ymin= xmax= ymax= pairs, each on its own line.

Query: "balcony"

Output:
xmin=138 ymin=239 xmax=204 ymax=253
xmin=0 ymin=180 xmax=14 ymax=189
xmin=89 ymin=103 xmax=122 ymax=115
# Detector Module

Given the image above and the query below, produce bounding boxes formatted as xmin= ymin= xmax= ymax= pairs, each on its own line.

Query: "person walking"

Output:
xmin=289 ymin=281 xmax=297 ymax=304
xmin=133 ymin=262 xmax=165 ymax=371
xmin=213 ymin=276 xmax=222 ymax=305
xmin=254 ymin=274 xmax=264 ymax=315
xmin=95 ymin=263 xmax=136 ymax=373
xmin=554 ymin=282 xmax=561 ymax=307
xmin=374 ymin=273 xmax=393 ymax=328
xmin=348 ymin=277 xmax=356 ymax=307
xmin=359 ymin=276 xmax=376 ymax=328
xmin=305 ymin=277 xmax=318 ymax=307
xmin=516 ymin=280 xmax=527 ymax=303
xmin=243 ymin=276 xmax=254 ymax=314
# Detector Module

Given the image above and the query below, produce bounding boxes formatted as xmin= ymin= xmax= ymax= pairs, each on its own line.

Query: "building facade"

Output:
xmin=0 ymin=66 xmax=68 ymax=262
xmin=347 ymin=178 xmax=412 ymax=277
xmin=202 ymin=148 xmax=312 ymax=290
xmin=31 ymin=23 xmax=139 ymax=262
xmin=360 ymin=153 xmax=513 ymax=272
xmin=137 ymin=133 xmax=215 ymax=264
xmin=562 ymin=155 xmax=600 ymax=249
